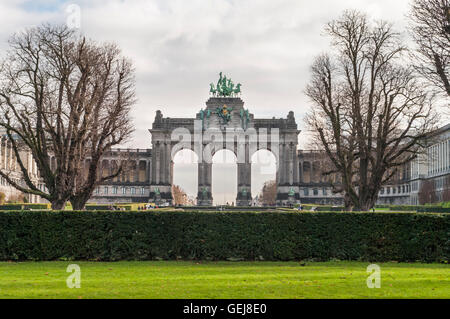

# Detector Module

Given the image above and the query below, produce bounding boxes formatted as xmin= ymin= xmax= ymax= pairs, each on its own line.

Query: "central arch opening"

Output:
xmin=251 ymin=149 xmax=277 ymax=206
xmin=212 ymin=149 xmax=237 ymax=206
xmin=172 ymin=149 xmax=198 ymax=206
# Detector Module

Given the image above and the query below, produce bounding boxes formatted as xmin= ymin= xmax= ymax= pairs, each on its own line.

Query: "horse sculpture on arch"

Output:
xmin=209 ymin=72 xmax=242 ymax=97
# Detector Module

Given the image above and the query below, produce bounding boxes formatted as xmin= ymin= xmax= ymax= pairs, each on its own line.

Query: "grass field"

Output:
xmin=0 ymin=261 xmax=448 ymax=299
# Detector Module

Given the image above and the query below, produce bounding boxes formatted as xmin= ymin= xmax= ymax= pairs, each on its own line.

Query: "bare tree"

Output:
xmin=172 ymin=185 xmax=188 ymax=206
xmin=409 ymin=0 xmax=450 ymax=97
xmin=418 ymin=179 xmax=438 ymax=204
xmin=259 ymin=180 xmax=277 ymax=206
xmin=305 ymin=11 xmax=436 ymax=211
xmin=0 ymin=24 xmax=135 ymax=209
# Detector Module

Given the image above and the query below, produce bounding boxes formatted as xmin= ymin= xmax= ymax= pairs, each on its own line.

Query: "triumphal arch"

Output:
xmin=148 ymin=73 xmax=301 ymax=206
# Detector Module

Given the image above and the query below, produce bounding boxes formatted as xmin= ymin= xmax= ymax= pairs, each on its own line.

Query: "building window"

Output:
xmin=104 ymin=187 xmax=108 ymax=195
xmin=313 ymin=188 xmax=318 ymax=196
xmin=304 ymin=188 xmax=309 ymax=196
xmin=112 ymin=186 xmax=118 ymax=194
xmin=131 ymin=187 xmax=136 ymax=195
xmin=95 ymin=187 xmax=99 ymax=194
xmin=322 ymin=188 xmax=327 ymax=196
xmin=380 ymin=187 xmax=384 ymax=194
xmin=122 ymin=187 xmax=126 ymax=194
xmin=141 ymin=187 xmax=145 ymax=195
xmin=387 ymin=187 xmax=390 ymax=194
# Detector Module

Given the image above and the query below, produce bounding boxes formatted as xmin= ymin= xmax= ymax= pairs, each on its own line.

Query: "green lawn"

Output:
xmin=0 ymin=261 xmax=448 ymax=299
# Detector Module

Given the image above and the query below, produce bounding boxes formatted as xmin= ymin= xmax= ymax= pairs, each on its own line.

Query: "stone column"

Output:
xmin=287 ymin=143 xmax=294 ymax=185
xmin=197 ymin=159 xmax=212 ymax=206
xmin=292 ymin=147 xmax=299 ymax=185
xmin=4 ymin=139 xmax=7 ymax=170
xmin=150 ymin=142 xmax=162 ymax=204
xmin=134 ymin=160 xmax=139 ymax=183
xmin=276 ymin=138 xmax=300 ymax=206
xmin=236 ymin=141 xmax=251 ymax=206
xmin=155 ymin=142 xmax=173 ymax=204
xmin=154 ymin=142 xmax=160 ymax=184
xmin=160 ymin=142 xmax=165 ymax=184
xmin=166 ymin=142 xmax=172 ymax=185
xmin=9 ymin=142 xmax=12 ymax=171
xmin=275 ymin=142 xmax=285 ymax=205
xmin=277 ymin=142 xmax=284 ymax=185
xmin=0 ymin=137 xmax=2 ymax=169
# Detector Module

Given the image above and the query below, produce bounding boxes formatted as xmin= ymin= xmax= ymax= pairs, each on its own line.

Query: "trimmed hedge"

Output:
xmin=0 ymin=203 xmax=51 ymax=210
xmin=374 ymin=205 xmax=450 ymax=213
xmin=417 ymin=206 xmax=450 ymax=213
xmin=0 ymin=210 xmax=448 ymax=262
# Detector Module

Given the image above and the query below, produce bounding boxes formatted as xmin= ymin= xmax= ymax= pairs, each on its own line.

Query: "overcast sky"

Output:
xmin=0 ymin=0 xmax=417 ymax=203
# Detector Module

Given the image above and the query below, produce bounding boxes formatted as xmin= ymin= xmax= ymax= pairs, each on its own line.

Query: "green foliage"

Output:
xmin=85 ymin=204 xmax=113 ymax=210
xmin=0 ymin=203 xmax=51 ymax=210
xmin=0 ymin=210 xmax=448 ymax=262
xmin=375 ymin=204 xmax=450 ymax=213
xmin=417 ymin=206 xmax=450 ymax=213
xmin=85 ymin=203 xmax=148 ymax=211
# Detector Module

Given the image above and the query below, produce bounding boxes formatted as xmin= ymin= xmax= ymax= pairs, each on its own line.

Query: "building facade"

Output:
xmin=1 ymin=103 xmax=449 ymax=206
xmin=0 ymin=134 xmax=44 ymax=203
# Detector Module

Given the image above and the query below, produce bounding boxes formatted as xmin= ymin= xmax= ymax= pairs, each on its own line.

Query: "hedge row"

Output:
xmin=0 ymin=203 xmax=51 ymax=210
xmin=0 ymin=210 xmax=448 ymax=262
xmin=375 ymin=205 xmax=450 ymax=213
xmin=417 ymin=206 xmax=450 ymax=213
xmin=85 ymin=203 xmax=146 ymax=211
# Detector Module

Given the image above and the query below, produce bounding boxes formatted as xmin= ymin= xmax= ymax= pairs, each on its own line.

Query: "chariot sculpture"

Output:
xmin=209 ymin=72 xmax=242 ymax=97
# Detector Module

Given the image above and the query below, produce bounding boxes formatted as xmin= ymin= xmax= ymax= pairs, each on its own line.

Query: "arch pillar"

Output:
xmin=275 ymin=132 xmax=301 ymax=206
xmin=236 ymin=142 xmax=251 ymax=206
xmin=197 ymin=159 xmax=212 ymax=206
xmin=149 ymin=139 xmax=173 ymax=205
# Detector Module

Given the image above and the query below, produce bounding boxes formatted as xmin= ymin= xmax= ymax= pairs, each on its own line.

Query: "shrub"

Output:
xmin=375 ymin=204 xmax=450 ymax=213
xmin=0 ymin=203 xmax=51 ymax=210
xmin=0 ymin=210 xmax=447 ymax=262
xmin=417 ymin=206 xmax=450 ymax=213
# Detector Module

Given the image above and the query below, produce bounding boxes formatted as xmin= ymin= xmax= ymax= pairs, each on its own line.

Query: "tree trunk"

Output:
xmin=70 ymin=193 xmax=92 ymax=210
xmin=344 ymin=193 xmax=354 ymax=211
xmin=51 ymin=199 xmax=66 ymax=210
xmin=70 ymin=200 xmax=85 ymax=210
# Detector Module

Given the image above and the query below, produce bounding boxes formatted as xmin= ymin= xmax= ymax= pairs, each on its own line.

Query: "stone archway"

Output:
xmin=212 ymin=149 xmax=237 ymax=206
xmin=251 ymin=149 xmax=277 ymax=204
xmin=172 ymin=149 xmax=199 ymax=205
xmin=149 ymin=94 xmax=301 ymax=206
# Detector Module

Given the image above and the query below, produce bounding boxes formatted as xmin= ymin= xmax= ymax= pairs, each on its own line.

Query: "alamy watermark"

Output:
xmin=366 ymin=264 xmax=381 ymax=288
xmin=66 ymin=4 xmax=81 ymax=29
xmin=66 ymin=264 xmax=81 ymax=288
